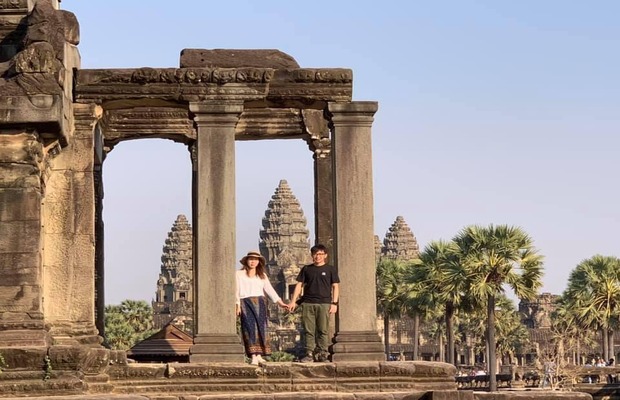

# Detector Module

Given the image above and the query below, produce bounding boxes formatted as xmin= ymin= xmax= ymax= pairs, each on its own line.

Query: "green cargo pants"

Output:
xmin=301 ymin=303 xmax=331 ymax=355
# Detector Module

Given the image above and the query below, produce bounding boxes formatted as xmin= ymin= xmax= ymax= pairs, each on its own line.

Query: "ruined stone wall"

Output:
xmin=0 ymin=130 xmax=47 ymax=349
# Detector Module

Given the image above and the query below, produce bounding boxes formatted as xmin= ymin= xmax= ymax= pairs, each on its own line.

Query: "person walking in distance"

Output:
xmin=288 ymin=244 xmax=340 ymax=362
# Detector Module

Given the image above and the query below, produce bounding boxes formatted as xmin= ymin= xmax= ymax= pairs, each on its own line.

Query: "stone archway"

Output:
xmin=0 ymin=1 xmax=384 ymax=371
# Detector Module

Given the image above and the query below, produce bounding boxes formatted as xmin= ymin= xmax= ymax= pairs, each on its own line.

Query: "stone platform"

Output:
xmin=0 ymin=361 xmax=595 ymax=399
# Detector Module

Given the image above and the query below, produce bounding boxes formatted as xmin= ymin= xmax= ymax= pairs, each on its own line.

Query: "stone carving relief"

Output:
xmin=0 ymin=0 xmax=25 ymax=9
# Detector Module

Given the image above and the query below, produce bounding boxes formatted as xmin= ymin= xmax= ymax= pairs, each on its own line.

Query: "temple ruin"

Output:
xmin=0 ymin=1 xmax=592 ymax=399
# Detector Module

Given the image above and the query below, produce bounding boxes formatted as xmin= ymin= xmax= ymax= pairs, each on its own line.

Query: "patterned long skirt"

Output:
xmin=240 ymin=296 xmax=271 ymax=357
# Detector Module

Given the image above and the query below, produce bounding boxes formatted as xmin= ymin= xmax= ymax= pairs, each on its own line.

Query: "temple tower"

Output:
xmin=378 ymin=216 xmax=420 ymax=360
xmin=152 ymin=215 xmax=194 ymax=334
xmin=381 ymin=216 xmax=420 ymax=261
xmin=259 ymin=179 xmax=311 ymax=300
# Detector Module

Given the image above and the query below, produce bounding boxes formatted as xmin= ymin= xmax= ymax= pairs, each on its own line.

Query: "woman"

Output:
xmin=235 ymin=250 xmax=287 ymax=365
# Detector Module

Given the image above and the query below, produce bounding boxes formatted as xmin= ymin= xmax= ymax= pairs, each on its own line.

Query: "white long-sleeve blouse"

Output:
xmin=235 ymin=269 xmax=281 ymax=305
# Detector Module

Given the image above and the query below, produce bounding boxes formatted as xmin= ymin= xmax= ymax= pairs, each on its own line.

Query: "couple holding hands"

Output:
xmin=235 ymin=245 xmax=340 ymax=365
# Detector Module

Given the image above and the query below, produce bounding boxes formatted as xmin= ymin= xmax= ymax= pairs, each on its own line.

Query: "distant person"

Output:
xmin=235 ymin=250 xmax=287 ymax=365
xmin=607 ymin=358 xmax=616 ymax=383
xmin=288 ymin=244 xmax=340 ymax=362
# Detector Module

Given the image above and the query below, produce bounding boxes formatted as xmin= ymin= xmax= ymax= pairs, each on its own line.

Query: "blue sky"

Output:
xmin=60 ymin=1 xmax=620 ymax=305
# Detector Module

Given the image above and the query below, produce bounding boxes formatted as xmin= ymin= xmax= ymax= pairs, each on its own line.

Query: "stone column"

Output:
xmin=44 ymin=103 xmax=101 ymax=347
xmin=0 ymin=129 xmax=48 ymax=357
xmin=328 ymin=101 xmax=384 ymax=362
xmin=189 ymin=102 xmax=244 ymax=362
xmin=303 ymin=110 xmax=333 ymax=254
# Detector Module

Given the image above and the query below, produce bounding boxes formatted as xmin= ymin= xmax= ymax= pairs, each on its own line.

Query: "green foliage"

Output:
xmin=268 ymin=351 xmax=295 ymax=362
xmin=104 ymin=299 xmax=156 ymax=350
xmin=43 ymin=355 xmax=52 ymax=381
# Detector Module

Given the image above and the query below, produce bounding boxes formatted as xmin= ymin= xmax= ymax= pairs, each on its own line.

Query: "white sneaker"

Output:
xmin=256 ymin=355 xmax=266 ymax=363
xmin=250 ymin=355 xmax=259 ymax=365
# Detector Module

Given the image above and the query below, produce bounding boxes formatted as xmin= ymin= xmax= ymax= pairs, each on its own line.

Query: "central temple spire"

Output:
xmin=259 ymin=179 xmax=311 ymax=300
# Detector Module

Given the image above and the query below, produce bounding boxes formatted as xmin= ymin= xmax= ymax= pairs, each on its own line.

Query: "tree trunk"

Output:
xmin=576 ymin=337 xmax=581 ymax=365
xmin=413 ymin=312 xmax=420 ymax=360
xmin=438 ymin=333 xmax=444 ymax=362
xmin=384 ymin=313 xmax=390 ymax=359
xmin=446 ymin=302 xmax=455 ymax=365
xmin=487 ymin=294 xmax=497 ymax=392
xmin=603 ymin=329 xmax=609 ymax=361
xmin=609 ymin=330 xmax=615 ymax=362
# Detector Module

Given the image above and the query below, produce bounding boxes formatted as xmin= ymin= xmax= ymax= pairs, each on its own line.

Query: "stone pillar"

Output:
xmin=0 ymin=129 xmax=48 ymax=359
xmin=303 ymin=110 xmax=333 ymax=254
xmin=189 ymin=102 xmax=244 ymax=362
xmin=328 ymin=101 xmax=384 ymax=362
xmin=44 ymin=103 xmax=101 ymax=347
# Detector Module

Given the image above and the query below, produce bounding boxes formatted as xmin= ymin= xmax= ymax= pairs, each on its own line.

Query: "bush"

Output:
xmin=268 ymin=351 xmax=295 ymax=362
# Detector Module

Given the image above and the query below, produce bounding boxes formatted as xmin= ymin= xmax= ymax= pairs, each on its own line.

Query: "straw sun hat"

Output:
xmin=240 ymin=250 xmax=266 ymax=266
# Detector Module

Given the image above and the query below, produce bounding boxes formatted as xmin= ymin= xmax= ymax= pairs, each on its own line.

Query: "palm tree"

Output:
xmin=104 ymin=299 xmax=156 ymax=350
xmin=376 ymin=258 xmax=407 ymax=358
xmin=453 ymin=224 xmax=543 ymax=391
xmin=417 ymin=240 xmax=468 ymax=365
xmin=402 ymin=259 xmax=435 ymax=360
xmin=564 ymin=255 xmax=620 ymax=361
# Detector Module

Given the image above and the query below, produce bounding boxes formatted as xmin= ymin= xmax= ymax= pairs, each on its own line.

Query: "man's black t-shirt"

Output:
xmin=296 ymin=264 xmax=340 ymax=304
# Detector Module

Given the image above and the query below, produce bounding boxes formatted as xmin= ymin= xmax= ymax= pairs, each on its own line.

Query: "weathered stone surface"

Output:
xmin=101 ymin=107 xmax=194 ymax=146
xmin=108 ymin=364 xmax=167 ymax=380
xmin=74 ymin=67 xmax=352 ymax=105
xmin=0 ymin=164 xmax=40 ymax=189
xmin=0 ymin=252 xmax=38 ymax=286
xmin=0 ymin=132 xmax=42 ymax=165
xmin=474 ymin=393 xmax=591 ymax=399
xmin=0 ymin=187 xmax=40 ymax=221
xmin=335 ymin=362 xmax=380 ymax=392
xmin=0 ymin=347 xmax=47 ymax=369
xmin=180 ymin=49 xmax=299 ymax=69
xmin=0 ymin=219 xmax=40 ymax=253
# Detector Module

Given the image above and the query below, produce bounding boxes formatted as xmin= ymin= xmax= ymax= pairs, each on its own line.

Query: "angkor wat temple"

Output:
xmin=149 ymin=179 xmax=568 ymax=366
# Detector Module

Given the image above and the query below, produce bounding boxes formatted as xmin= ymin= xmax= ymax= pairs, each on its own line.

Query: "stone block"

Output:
xmin=262 ymin=362 xmax=292 ymax=392
xmin=43 ymin=233 xmax=94 ymax=322
xmin=49 ymin=136 xmax=93 ymax=172
xmin=290 ymin=363 xmax=336 ymax=392
xmin=180 ymin=49 xmax=299 ymax=69
xmin=0 ymin=219 xmax=41 ymax=252
xmin=0 ymin=132 xmax=41 ymax=164
xmin=335 ymin=362 xmax=380 ymax=392
xmin=43 ymin=198 xmax=75 ymax=234
xmin=108 ymin=364 xmax=167 ymax=380
xmin=0 ymin=164 xmax=41 ymax=189
xmin=0 ymin=284 xmax=41 ymax=313
xmin=48 ymin=345 xmax=87 ymax=371
xmin=474 ymin=393 xmax=592 ymax=399
xmin=0 ymin=347 xmax=47 ymax=370
xmin=0 ymin=252 xmax=39 ymax=286
xmin=72 ymin=172 xmax=94 ymax=234
xmin=0 ymin=188 xmax=40 ymax=222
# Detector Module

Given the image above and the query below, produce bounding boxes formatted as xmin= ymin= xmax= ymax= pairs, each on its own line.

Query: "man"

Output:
xmin=288 ymin=244 xmax=339 ymax=362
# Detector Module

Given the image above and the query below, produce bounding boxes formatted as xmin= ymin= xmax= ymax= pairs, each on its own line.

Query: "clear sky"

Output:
xmin=60 ymin=0 xmax=620 ymax=306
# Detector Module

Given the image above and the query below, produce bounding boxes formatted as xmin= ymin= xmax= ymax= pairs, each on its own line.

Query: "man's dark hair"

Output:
xmin=311 ymin=244 xmax=328 ymax=255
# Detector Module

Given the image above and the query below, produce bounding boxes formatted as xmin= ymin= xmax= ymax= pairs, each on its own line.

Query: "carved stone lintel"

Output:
xmin=75 ymin=67 xmax=352 ymax=104
xmin=101 ymin=107 xmax=193 ymax=146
